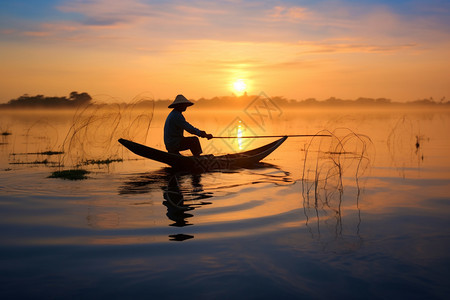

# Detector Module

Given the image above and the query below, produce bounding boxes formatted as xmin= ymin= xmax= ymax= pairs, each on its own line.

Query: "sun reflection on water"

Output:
xmin=237 ymin=120 xmax=243 ymax=150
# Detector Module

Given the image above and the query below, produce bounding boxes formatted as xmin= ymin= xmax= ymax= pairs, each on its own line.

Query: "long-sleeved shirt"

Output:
xmin=163 ymin=109 xmax=202 ymax=151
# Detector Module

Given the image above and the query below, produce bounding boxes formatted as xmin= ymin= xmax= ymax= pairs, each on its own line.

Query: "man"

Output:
xmin=164 ymin=94 xmax=213 ymax=156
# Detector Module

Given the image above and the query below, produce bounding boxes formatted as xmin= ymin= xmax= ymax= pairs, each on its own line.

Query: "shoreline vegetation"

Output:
xmin=0 ymin=91 xmax=449 ymax=110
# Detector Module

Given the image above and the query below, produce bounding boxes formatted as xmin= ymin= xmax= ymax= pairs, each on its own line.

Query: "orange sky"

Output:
xmin=1 ymin=0 xmax=449 ymax=103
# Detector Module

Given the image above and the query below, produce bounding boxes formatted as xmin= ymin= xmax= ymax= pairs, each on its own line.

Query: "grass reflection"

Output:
xmin=300 ymin=128 xmax=373 ymax=252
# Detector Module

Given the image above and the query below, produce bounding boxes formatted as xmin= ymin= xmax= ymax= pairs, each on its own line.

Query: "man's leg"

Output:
xmin=167 ymin=149 xmax=180 ymax=155
xmin=179 ymin=137 xmax=202 ymax=156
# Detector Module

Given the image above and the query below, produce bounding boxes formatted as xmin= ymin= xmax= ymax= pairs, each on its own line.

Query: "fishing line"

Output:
xmin=212 ymin=134 xmax=331 ymax=139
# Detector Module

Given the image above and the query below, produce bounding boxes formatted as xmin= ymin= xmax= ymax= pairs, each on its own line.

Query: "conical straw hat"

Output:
xmin=168 ymin=94 xmax=194 ymax=108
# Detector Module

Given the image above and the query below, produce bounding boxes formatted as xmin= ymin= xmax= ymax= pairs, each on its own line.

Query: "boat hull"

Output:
xmin=118 ymin=136 xmax=287 ymax=171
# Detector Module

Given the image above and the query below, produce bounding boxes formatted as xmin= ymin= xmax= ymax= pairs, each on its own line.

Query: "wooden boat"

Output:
xmin=118 ymin=136 xmax=287 ymax=171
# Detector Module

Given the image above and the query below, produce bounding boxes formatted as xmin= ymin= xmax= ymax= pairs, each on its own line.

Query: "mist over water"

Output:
xmin=1 ymin=105 xmax=450 ymax=299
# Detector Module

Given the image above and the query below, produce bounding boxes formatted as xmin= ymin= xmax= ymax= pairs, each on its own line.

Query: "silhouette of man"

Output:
xmin=164 ymin=94 xmax=213 ymax=156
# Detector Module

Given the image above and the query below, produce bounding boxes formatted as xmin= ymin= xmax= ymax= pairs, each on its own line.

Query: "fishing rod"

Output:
xmin=212 ymin=134 xmax=331 ymax=139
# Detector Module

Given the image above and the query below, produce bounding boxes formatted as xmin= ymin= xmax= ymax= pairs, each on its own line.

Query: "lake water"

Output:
xmin=1 ymin=104 xmax=450 ymax=299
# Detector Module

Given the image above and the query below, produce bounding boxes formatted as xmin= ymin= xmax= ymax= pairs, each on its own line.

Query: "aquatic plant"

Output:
xmin=11 ymin=151 xmax=64 ymax=156
xmin=48 ymin=169 xmax=90 ymax=180
xmin=59 ymin=94 xmax=154 ymax=169
xmin=39 ymin=151 xmax=64 ymax=156
xmin=387 ymin=115 xmax=427 ymax=174
xmin=0 ymin=124 xmax=12 ymax=140
xmin=300 ymin=128 xmax=373 ymax=251
xmin=80 ymin=158 xmax=124 ymax=166
xmin=9 ymin=159 xmax=57 ymax=165
xmin=302 ymin=128 xmax=372 ymax=189
xmin=9 ymin=148 xmax=64 ymax=166
xmin=4 ymin=95 xmax=154 ymax=176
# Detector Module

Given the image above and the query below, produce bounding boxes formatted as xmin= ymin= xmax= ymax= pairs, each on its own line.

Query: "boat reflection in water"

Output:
xmin=119 ymin=162 xmax=292 ymax=241
xmin=119 ymin=168 xmax=214 ymax=241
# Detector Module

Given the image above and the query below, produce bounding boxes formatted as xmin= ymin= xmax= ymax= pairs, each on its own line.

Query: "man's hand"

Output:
xmin=199 ymin=131 xmax=213 ymax=139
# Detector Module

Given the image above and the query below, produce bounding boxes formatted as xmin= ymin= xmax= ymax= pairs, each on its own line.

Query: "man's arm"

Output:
xmin=177 ymin=113 xmax=213 ymax=139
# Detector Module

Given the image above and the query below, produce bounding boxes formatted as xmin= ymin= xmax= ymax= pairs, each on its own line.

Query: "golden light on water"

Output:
xmin=237 ymin=120 xmax=244 ymax=150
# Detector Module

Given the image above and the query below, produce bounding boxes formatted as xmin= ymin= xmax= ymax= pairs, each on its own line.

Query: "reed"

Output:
xmin=300 ymin=128 xmax=373 ymax=250
xmin=59 ymin=96 xmax=154 ymax=169
xmin=79 ymin=158 xmax=123 ymax=166
xmin=387 ymin=115 xmax=426 ymax=174
xmin=9 ymin=159 xmax=57 ymax=165
xmin=11 ymin=151 xmax=64 ymax=156
xmin=4 ymin=96 xmax=154 ymax=177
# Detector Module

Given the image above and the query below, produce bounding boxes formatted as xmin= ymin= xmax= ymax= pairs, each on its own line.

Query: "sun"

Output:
xmin=232 ymin=79 xmax=247 ymax=94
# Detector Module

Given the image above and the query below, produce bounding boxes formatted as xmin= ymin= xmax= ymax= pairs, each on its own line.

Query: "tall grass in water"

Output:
xmin=6 ymin=96 xmax=155 ymax=177
xmin=387 ymin=115 xmax=427 ymax=176
xmin=301 ymin=128 xmax=373 ymax=251
xmin=58 ymin=96 xmax=154 ymax=169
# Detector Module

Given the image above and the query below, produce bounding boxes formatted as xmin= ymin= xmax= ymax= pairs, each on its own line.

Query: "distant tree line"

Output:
xmin=1 ymin=92 xmax=448 ymax=109
xmin=173 ymin=95 xmax=449 ymax=109
xmin=2 ymin=92 xmax=92 ymax=108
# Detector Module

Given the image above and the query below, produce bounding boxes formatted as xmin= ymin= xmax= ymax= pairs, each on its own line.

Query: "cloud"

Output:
xmin=2 ymin=1 xmax=449 ymax=87
xmin=269 ymin=6 xmax=309 ymax=22
xmin=2 ymin=0 xmax=447 ymax=52
xmin=299 ymin=40 xmax=419 ymax=54
xmin=57 ymin=0 xmax=153 ymax=20
xmin=23 ymin=31 xmax=52 ymax=37
xmin=56 ymin=0 xmax=227 ymax=28
xmin=162 ymin=39 xmax=330 ymax=76
xmin=173 ymin=4 xmax=227 ymax=17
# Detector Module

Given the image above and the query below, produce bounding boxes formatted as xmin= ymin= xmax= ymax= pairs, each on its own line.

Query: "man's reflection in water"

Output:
xmin=119 ymin=169 xmax=213 ymax=241
xmin=163 ymin=175 xmax=194 ymax=229
xmin=163 ymin=175 xmax=196 ymax=213
xmin=120 ymin=164 xmax=289 ymax=241
xmin=163 ymin=173 xmax=212 ymax=216
xmin=162 ymin=172 xmax=213 ymax=241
